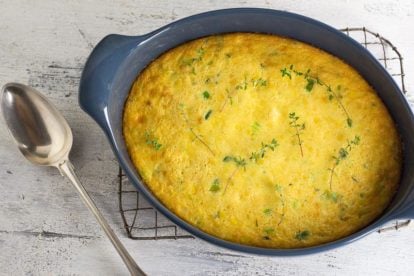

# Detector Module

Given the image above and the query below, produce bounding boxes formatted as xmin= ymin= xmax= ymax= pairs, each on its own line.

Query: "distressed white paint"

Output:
xmin=0 ymin=0 xmax=414 ymax=275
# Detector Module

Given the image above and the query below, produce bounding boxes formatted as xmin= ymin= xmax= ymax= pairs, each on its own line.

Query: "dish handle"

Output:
xmin=78 ymin=34 xmax=141 ymax=132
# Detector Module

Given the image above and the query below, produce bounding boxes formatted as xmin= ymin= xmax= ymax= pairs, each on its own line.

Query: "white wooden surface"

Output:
xmin=1 ymin=0 xmax=414 ymax=275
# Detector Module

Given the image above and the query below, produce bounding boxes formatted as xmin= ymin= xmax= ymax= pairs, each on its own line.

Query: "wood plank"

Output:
xmin=0 ymin=0 xmax=413 ymax=274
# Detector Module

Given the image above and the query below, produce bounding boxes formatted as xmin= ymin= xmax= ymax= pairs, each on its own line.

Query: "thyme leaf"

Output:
xmin=204 ymin=109 xmax=212 ymax=120
xmin=280 ymin=67 xmax=292 ymax=79
xmin=295 ymin=230 xmax=310 ymax=241
xmin=263 ymin=208 xmax=272 ymax=216
xmin=305 ymin=78 xmax=315 ymax=92
xmin=202 ymin=90 xmax=210 ymax=99
xmin=209 ymin=179 xmax=220 ymax=192
xmin=347 ymin=118 xmax=353 ymax=127
xmin=321 ymin=190 xmax=342 ymax=203
xmin=264 ymin=227 xmax=275 ymax=235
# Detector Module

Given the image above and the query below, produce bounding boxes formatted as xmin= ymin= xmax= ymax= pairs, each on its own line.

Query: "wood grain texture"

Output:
xmin=0 ymin=0 xmax=413 ymax=275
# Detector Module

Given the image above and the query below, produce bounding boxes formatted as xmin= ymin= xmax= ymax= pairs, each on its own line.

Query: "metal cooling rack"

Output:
xmin=118 ymin=167 xmax=193 ymax=239
xmin=118 ymin=27 xmax=410 ymax=240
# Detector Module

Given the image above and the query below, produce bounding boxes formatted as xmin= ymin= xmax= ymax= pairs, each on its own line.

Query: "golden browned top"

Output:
xmin=123 ymin=33 xmax=402 ymax=248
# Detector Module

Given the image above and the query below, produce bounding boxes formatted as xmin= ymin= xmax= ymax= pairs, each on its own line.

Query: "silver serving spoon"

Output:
xmin=1 ymin=83 xmax=145 ymax=276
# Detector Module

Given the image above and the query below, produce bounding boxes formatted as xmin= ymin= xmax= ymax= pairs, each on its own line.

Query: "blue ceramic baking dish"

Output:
xmin=79 ymin=8 xmax=414 ymax=255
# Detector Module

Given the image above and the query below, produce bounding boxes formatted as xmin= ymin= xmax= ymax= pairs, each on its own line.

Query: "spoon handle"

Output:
xmin=58 ymin=159 xmax=145 ymax=276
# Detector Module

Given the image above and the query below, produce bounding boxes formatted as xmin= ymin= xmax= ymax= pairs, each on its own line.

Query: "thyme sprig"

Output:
xmin=280 ymin=65 xmax=353 ymax=127
xmin=222 ymin=138 xmax=278 ymax=194
xmin=220 ymin=88 xmax=233 ymax=111
xmin=221 ymin=75 xmax=268 ymax=112
xmin=249 ymin=139 xmax=278 ymax=162
xmin=223 ymin=167 xmax=239 ymax=194
xmin=221 ymin=76 xmax=248 ymax=111
xmin=251 ymin=77 xmax=268 ymax=87
xmin=235 ymin=76 xmax=248 ymax=90
xmin=178 ymin=104 xmax=215 ymax=156
xmin=275 ymin=184 xmax=286 ymax=226
xmin=182 ymin=47 xmax=205 ymax=66
xmin=182 ymin=47 xmax=205 ymax=75
xmin=329 ymin=135 xmax=361 ymax=190
xmin=222 ymin=155 xmax=247 ymax=193
xmin=288 ymin=112 xmax=305 ymax=157
xmin=223 ymin=155 xmax=247 ymax=169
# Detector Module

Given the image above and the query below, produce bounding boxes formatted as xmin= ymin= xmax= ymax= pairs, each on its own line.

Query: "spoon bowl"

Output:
xmin=1 ymin=83 xmax=72 ymax=166
xmin=1 ymin=83 xmax=144 ymax=276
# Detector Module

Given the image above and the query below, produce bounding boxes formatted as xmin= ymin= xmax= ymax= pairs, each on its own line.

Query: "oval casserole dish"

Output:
xmin=79 ymin=9 xmax=414 ymax=255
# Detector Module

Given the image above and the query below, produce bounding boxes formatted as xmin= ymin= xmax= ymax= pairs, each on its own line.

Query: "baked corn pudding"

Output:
xmin=123 ymin=33 xmax=402 ymax=248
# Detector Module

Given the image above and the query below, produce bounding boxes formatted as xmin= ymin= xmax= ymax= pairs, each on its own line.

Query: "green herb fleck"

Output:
xmin=202 ymin=90 xmax=210 ymax=99
xmin=196 ymin=47 xmax=205 ymax=56
xmin=182 ymin=58 xmax=195 ymax=66
xmin=145 ymin=131 xmax=162 ymax=151
xmin=264 ymin=227 xmax=275 ymax=235
xmin=204 ymin=109 xmax=212 ymax=120
xmin=225 ymin=53 xmax=232 ymax=58
xmin=263 ymin=208 xmax=272 ymax=216
xmin=214 ymin=211 xmax=220 ymax=218
xmin=338 ymin=148 xmax=348 ymax=160
xmin=321 ymin=190 xmax=342 ymax=203
xmin=209 ymin=179 xmax=220 ymax=192
xmin=251 ymin=121 xmax=261 ymax=134
xmin=295 ymin=230 xmax=310 ymax=241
